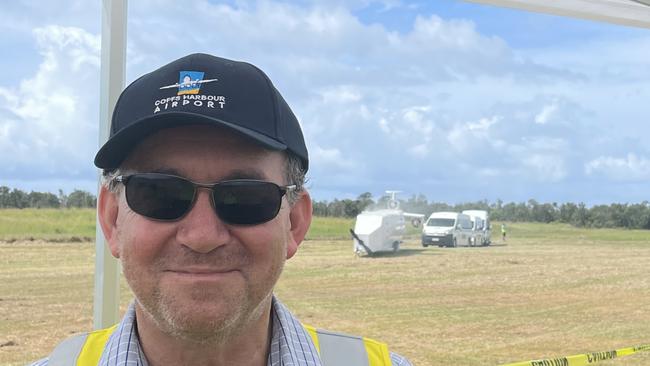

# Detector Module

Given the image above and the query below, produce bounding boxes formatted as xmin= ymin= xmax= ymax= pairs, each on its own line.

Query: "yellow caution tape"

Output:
xmin=499 ymin=344 xmax=650 ymax=366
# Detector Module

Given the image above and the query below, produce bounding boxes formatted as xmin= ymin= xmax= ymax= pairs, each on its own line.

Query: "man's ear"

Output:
xmin=286 ymin=190 xmax=313 ymax=259
xmin=98 ymin=185 xmax=121 ymax=259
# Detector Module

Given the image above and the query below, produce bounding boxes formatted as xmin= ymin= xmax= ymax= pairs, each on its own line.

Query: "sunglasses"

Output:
xmin=114 ymin=173 xmax=296 ymax=225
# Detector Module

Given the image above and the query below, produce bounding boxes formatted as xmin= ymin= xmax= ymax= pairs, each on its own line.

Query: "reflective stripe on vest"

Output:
xmin=48 ymin=324 xmax=390 ymax=366
xmin=49 ymin=325 xmax=117 ymax=366
xmin=49 ymin=333 xmax=87 ymax=366
xmin=303 ymin=324 xmax=392 ymax=366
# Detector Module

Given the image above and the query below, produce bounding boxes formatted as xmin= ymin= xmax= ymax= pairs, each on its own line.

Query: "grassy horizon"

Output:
xmin=2 ymin=208 xmax=650 ymax=243
xmin=0 ymin=208 xmax=96 ymax=242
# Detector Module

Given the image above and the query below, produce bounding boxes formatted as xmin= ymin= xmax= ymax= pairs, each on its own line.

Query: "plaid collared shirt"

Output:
xmin=30 ymin=296 xmax=411 ymax=366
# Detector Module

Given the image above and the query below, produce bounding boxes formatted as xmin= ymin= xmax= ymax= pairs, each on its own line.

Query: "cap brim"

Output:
xmin=94 ymin=111 xmax=287 ymax=170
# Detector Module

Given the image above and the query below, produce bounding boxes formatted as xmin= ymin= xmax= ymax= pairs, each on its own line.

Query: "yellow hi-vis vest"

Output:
xmin=47 ymin=324 xmax=392 ymax=366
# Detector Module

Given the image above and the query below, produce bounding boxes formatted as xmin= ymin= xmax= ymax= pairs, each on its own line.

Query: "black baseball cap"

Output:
xmin=94 ymin=53 xmax=308 ymax=171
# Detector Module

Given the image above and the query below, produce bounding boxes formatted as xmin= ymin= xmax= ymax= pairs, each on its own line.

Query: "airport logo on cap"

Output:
xmin=154 ymin=70 xmax=225 ymax=114
xmin=159 ymin=70 xmax=218 ymax=95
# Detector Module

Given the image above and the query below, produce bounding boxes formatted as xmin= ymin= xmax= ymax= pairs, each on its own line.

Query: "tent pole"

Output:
xmin=94 ymin=0 xmax=127 ymax=330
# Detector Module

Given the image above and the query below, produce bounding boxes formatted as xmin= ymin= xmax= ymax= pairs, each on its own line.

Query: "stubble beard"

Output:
xmin=137 ymin=283 xmax=273 ymax=344
xmin=124 ymin=252 xmax=285 ymax=345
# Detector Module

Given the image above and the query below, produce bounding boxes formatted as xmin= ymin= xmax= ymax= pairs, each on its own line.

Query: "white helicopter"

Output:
xmin=350 ymin=191 xmax=425 ymax=256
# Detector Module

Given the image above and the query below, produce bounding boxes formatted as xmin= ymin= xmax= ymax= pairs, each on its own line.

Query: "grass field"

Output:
xmin=2 ymin=210 xmax=650 ymax=365
xmin=0 ymin=208 xmax=95 ymax=242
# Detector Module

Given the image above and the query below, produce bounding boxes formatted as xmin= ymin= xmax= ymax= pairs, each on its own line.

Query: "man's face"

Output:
xmin=101 ymin=125 xmax=304 ymax=341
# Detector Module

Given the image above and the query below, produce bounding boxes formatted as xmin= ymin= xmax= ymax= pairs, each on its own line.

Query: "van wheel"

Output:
xmin=422 ymin=242 xmax=428 ymax=248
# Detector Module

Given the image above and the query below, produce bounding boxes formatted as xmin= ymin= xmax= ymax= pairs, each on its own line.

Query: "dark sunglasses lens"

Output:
xmin=213 ymin=182 xmax=282 ymax=225
xmin=125 ymin=174 xmax=195 ymax=220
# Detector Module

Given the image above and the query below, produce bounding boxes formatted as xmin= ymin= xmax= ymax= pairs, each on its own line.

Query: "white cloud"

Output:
xmin=320 ymin=85 xmax=363 ymax=104
xmin=467 ymin=116 xmax=499 ymax=131
xmin=522 ymin=136 xmax=567 ymax=151
xmin=478 ymin=168 xmax=500 ymax=177
xmin=408 ymin=143 xmax=429 ymax=158
xmin=401 ymin=106 xmax=433 ymax=137
xmin=446 ymin=125 xmax=466 ymax=151
xmin=311 ymin=145 xmax=355 ymax=170
xmin=522 ymin=154 xmax=567 ymax=183
xmin=534 ymin=101 xmax=558 ymax=125
xmin=378 ymin=117 xmax=390 ymax=133
xmin=447 ymin=115 xmax=500 ymax=153
xmin=585 ymin=153 xmax=650 ymax=181
xmin=0 ymin=25 xmax=100 ymax=180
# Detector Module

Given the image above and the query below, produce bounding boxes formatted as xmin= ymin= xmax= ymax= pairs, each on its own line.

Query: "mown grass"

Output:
xmin=3 ymin=208 xmax=646 ymax=243
xmin=0 ymin=209 xmax=356 ymax=242
xmin=2 ymin=215 xmax=650 ymax=365
xmin=0 ymin=208 xmax=96 ymax=242
xmin=306 ymin=216 xmax=355 ymax=239
xmin=507 ymin=221 xmax=650 ymax=245
xmin=0 ymin=209 xmax=425 ymax=242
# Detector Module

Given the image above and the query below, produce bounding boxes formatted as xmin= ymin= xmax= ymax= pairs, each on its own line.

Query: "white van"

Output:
xmin=462 ymin=210 xmax=491 ymax=246
xmin=421 ymin=212 xmax=473 ymax=248
xmin=468 ymin=216 xmax=484 ymax=247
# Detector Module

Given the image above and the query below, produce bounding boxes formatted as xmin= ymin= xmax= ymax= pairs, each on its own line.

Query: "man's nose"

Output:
xmin=176 ymin=189 xmax=231 ymax=253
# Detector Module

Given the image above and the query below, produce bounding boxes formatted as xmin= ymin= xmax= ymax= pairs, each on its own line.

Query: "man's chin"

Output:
xmin=137 ymin=295 xmax=246 ymax=341
xmin=164 ymin=315 xmax=240 ymax=344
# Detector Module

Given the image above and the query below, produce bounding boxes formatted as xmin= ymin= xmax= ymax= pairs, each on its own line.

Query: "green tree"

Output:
xmin=357 ymin=192 xmax=374 ymax=212
xmin=0 ymin=186 xmax=10 ymax=208
xmin=66 ymin=190 xmax=97 ymax=208
xmin=28 ymin=191 xmax=60 ymax=208
xmin=572 ymin=203 xmax=589 ymax=227
xmin=8 ymin=189 xmax=29 ymax=208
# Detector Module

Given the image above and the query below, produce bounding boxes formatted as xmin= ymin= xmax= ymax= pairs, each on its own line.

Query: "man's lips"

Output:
xmin=167 ymin=267 xmax=236 ymax=273
xmin=163 ymin=267 xmax=240 ymax=279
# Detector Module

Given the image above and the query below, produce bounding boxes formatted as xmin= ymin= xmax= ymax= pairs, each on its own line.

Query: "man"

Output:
xmin=32 ymin=53 xmax=411 ymax=366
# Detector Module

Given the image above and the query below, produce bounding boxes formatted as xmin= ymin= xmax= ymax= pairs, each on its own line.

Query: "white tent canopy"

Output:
xmin=94 ymin=0 xmax=650 ymax=328
xmin=465 ymin=0 xmax=650 ymax=29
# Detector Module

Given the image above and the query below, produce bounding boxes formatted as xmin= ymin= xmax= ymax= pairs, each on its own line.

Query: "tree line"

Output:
xmin=0 ymin=186 xmax=96 ymax=208
xmin=3 ymin=186 xmax=650 ymax=229
xmin=313 ymin=193 xmax=650 ymax=230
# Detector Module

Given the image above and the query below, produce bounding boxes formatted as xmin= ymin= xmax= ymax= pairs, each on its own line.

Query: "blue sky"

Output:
xmin=1 ymin=0 xmax=650 ymax=205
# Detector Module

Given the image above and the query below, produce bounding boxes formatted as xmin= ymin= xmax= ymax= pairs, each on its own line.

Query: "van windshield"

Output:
xmin=426 ymin=218 xmax=455 ymax=227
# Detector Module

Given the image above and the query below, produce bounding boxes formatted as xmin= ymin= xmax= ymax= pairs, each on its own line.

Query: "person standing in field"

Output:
xmin=501 ymin=223 xmax=507 ymax=242
xmin=30 ymin=53 xmax=411 ymax=366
